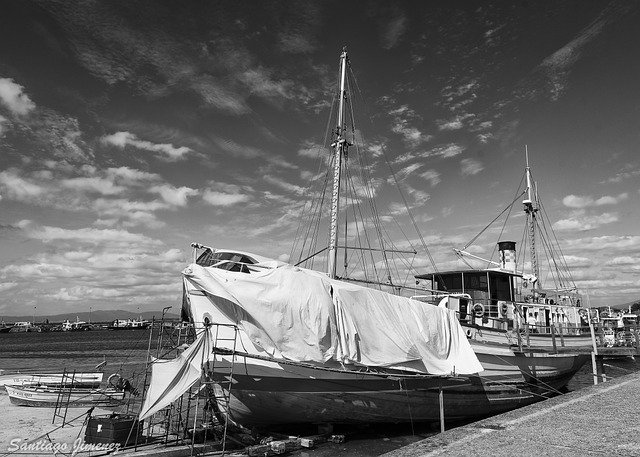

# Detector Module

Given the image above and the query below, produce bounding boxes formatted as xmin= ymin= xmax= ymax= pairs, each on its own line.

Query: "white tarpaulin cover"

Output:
xmin=183 ymin=263 xmax=483 ymax=375
xmin=139 ymin=327 xmax=212 ymax=420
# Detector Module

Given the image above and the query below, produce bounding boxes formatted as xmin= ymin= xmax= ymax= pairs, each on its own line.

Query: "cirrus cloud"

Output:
xmin=101 ymin=131 xmax=193 ymax=161
xmin=562 ymin=193 xmax=628 ymax=208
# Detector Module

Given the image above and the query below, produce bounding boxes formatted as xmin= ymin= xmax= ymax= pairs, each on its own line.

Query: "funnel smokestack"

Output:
xmin=498 ymin=241 xmax=517 ymax=273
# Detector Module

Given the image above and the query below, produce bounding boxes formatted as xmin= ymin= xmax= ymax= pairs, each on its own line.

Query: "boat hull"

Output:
xmin=462 ymin=323 xmax=593 ymax=350
xmin=208 ymin=347 xmax=589 ymax=426
xmin=185 ymin=273 xmax=589 ymax=426
xmin=6 ymin=385 xmax=124 ymax=408
xmin=107 ymin=325 xmax=150 ymax=330
xmin=0 ymin=372 xmax=104 ymax=389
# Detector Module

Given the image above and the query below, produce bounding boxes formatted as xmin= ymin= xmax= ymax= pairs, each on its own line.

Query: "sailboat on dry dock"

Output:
xmin=140 ymin=49 xmax=588 ymax=428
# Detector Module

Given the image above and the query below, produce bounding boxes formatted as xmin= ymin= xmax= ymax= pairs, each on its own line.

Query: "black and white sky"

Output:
xmin=0 ymin=0 xmax=639 ymax=316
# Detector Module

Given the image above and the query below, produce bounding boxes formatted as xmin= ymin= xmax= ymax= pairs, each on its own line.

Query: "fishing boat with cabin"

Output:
xmin=415 ymin=155 xmax=595 ymax=352
xmin=108 ymin=318 xmax=151 ymax=330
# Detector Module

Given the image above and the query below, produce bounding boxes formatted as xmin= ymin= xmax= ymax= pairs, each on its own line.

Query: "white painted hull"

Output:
xmin=0 ymin=372 xmax=104 ymax=389
xmin=462 ymin=323 xmax=593 ymax=350
xmin=6 ymin=385 xmax=124 ymax=407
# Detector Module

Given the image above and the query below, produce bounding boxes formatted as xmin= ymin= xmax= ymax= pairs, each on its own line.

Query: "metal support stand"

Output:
xmin=439 ymin=387 xmax=445 ymax=433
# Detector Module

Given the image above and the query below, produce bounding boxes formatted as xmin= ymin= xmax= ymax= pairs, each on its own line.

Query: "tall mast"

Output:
xmin=328 ymin=48 xmax=349 ymax=278
xmin=523 ymin=146 xmax=541 ymax=288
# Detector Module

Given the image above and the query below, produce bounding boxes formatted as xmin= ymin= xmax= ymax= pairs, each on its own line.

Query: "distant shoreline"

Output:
xmin=1 ymin=309 xmax=179 ymax=324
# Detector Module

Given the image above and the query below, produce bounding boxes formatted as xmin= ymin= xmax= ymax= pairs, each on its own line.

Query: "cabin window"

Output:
xmin=463 ymin=273 xmax=488 ymax=292
xmin=196 ymin=251 xmax=256 ymax=270
xmin=489 ymin=273 xmax=512 ymax=301
xmin=436 ymin=274 xmax=462 ymax=291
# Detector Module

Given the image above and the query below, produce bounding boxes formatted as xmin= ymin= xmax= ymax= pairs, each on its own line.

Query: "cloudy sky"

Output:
xmin=1 ymin=1 xmax=639 ymax=317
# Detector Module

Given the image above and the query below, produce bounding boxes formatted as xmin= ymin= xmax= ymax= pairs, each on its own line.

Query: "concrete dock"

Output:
xmin=384 ymin=371 xmax=640 ymax=457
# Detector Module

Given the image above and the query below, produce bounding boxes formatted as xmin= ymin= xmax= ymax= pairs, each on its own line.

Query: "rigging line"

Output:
xmin=400 ymin=379 xmax=416 ymax=436
xmin=404 ymin=256 xmax=417 ymax=287
xmin=456 ymin=251 xmax=476 ymax=270
xmin=346 ymin=107 xmax=383 ymax=282
xmin=290 ymin=157 xmax=317 ymax=259
xmin=377 ymin=225 xmax=407 ymax=288
xmin=472 ymin=350 xmax=565 ymax=396
xmin=294 ymin=161 xmax=328 ymax=264
xmin=536 ymin=221 xmax=560 ymax=289
xmin=344 ymin=164 xmax=364 ymax=279
xmin=345 ymin=78 xmax=391 ymax=284
xmin=345 ymin=161 xmax=376 ymax=285
xmin=474 ymin=374 xmax=563 ymax=400
xmin=348 ymin=63 xmax=375 ymax=127
xmin=538 ymin=198 xmax=577 ymax=290
xmin=293 ymin=86 xmax=338 ymax=265
xmin=386 ymin=220 xmax=422 ymax=285
xmin=383 ymin=155 xmax=440 ymax=284
xmin=351 ymin=189 xmax=380 ymax=284
xmin=291 ymin=91 xmax=337 ymax=263
xmin=347 ymin=68 xmax=416 ymax=288
xmin=482 ymin=354 xmax=565 ymax=396
xmin=389 ymin=211 xmax=418 ymax=254
xmin=292 ymin=154 xmax=330 ymax=262
xmin=463 ymin=188 xmax=527 ymax=252
xmin=348 ymin=64 xmax=417 ymax=286
xmin=488 ymin=182 xmax=526 ymax=268
xmin=304 ymin=154 xmax=333 ymax=268
xmin=342 ymin=152 xmax=350 ymax=276
xmin=343 ymin=163 xmax=369 ymax=279
xmin=116 ymin=326 xmax=152 ymax=374
xmin=379 ymin=220 xmax=419 ymax=288
xmin=518 ymin=223 xmax=527 ymax=275
xmin=532 ymin=198 xmax=568 ymax=290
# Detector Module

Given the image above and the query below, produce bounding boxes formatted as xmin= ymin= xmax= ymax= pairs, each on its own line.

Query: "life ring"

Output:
xmin=466 ymin=329 xmax=473 ymax=338
xmin=108 ymin=373 xmax=122 ymax=389
xmin=473 ymin=303 xmax=485 ymax=317
xmin=500 ymin=303 xmax=509 ymax=317
xmin=523 ymin=280 xmax=528 ymax=288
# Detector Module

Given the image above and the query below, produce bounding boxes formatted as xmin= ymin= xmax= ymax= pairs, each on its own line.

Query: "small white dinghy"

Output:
xmin=6 ymin=385 xmax=125 ymax=407
xmin=0 ymin=372 xmax=104 ymax=389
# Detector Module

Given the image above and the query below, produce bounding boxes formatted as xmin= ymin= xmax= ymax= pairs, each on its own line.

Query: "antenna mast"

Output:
xmin=328 ymin=48 xmax=349 ymax=278
xmin=523 ymin=146 xmax=541 ymax=288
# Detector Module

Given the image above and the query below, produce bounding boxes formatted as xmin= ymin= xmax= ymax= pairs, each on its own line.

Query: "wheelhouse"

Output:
xmin=415 ymin=269 xmax=585 ymax=335
xmin=415 ymin=269 xmax=517 ymax=320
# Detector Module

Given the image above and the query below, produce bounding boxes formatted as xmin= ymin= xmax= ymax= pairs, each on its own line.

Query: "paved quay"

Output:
xmin=383 ymin=371 xmax=640 ymax=457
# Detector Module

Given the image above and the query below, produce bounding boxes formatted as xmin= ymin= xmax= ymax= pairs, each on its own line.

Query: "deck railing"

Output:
xmin=455 ymin=306 xmax=640 ymax=353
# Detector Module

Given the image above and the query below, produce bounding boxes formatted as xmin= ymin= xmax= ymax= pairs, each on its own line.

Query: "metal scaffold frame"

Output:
xmin=137 ymin=320 xmax=239 ymax=455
